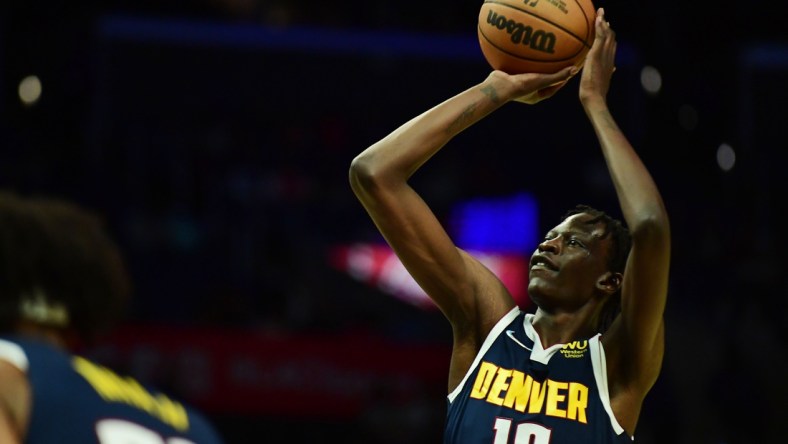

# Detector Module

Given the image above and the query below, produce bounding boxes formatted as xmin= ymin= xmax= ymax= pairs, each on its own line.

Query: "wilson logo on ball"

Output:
xmin=477 ymin=0 xmax=594 ymax=74
xmin=484 ymin=10 xmax=557 ymax=54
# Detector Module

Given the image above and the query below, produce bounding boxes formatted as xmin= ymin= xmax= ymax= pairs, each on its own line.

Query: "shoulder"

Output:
xmin=0 ymin=339 xmax=30 ymax=372
xmin=599 ymin=321 xmax=664 ymax=436
xmin=0 ymin=339 xmax=32 ymax=441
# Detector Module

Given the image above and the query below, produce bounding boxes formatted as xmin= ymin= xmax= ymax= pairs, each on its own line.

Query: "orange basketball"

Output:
xmin=478 ymin=0 xmax=596 ymax=74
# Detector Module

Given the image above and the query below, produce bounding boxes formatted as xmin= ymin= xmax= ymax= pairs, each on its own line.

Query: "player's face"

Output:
xmin=527 ymin=213 xmax=613 ymax=310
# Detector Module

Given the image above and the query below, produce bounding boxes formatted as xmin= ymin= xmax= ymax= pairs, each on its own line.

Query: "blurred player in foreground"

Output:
xmin=0 ymin=191 xmax=223 ymax=443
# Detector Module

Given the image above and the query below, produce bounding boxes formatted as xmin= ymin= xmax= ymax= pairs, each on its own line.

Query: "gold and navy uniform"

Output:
xmin=0 ymin=337 xmax=223 ymax=444
xmin=444 ymin=308 xmax=632 ymax=444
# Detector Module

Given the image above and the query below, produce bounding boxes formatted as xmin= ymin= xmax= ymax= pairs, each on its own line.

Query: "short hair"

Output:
xmin=0 ymin=191 xmax=130 ymax=342
xmin=562 ymin=204 xmax=632 ymax=333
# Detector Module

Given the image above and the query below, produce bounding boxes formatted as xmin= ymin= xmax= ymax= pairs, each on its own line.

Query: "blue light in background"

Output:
xmin=451 ymin=193 xmax=538 ymax=254
xmin=97 ymin=15 xmax=637 ymax=66
xmin=98 ymin=15 xmax=483 ymax=61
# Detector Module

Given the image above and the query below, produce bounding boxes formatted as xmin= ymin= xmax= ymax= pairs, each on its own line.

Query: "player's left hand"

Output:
xmin=579 ymin=8 xmax=617 ymax=106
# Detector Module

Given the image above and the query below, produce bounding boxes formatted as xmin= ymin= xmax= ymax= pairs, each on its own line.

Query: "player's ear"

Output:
xmin=596 ymin=271 xmax=622 ymax=295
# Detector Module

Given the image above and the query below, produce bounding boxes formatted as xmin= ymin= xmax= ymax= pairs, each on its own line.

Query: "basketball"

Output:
xmin=478 ymin=0 xmax=596 ymax=74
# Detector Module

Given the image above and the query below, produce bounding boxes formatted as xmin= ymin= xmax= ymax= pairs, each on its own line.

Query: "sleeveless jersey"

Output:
xmin=0 ymin=337 xmax=223 ymax=444
xmin=444 ymin=308 xmax=632 ymax=444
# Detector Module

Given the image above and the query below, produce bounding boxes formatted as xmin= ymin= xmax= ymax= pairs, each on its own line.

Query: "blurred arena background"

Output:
xmin=1 ymin=0 xmax=786 ymax=442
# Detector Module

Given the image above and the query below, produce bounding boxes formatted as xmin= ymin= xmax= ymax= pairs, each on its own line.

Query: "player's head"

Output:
xmin=0 ymin=191 xmax=131 ymax=345
xmin=528 ymin=204 xmax=631 ymax=332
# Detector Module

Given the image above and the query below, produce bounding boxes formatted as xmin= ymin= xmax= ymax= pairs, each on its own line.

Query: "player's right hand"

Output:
xmin=487 ymin=66 xmax=577 ymax=105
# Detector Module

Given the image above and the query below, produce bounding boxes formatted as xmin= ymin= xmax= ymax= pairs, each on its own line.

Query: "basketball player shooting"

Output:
xmin=350 ymin=9 xmax=669 ymax=443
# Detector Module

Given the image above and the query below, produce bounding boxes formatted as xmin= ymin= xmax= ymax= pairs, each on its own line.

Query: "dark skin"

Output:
xmin=0 ymin=323 xmax=61 ymax=443
xmin=0 ymin=360 xmax=29 ymax=444
xmin=350 ymin=8 xmax=670 ymax=437
xmin=528 ymin=213 xmax=622 ymax=326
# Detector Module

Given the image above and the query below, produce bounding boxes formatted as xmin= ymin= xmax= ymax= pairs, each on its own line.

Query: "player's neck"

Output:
xmin=13 ymin=320 xmax=71 ymax=350
xmin=531 ymin=308 xmax=597 ymax=348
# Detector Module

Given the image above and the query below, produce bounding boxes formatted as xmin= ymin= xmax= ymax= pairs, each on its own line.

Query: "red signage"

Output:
xmin=329 ymin=243 xmax=531 ymax=309
xmin=89 ymin=326 xmax=451 ymax=418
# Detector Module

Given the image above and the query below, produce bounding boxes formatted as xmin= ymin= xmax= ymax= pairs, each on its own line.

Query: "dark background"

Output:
xmin=2 ymin=0 xmax=787 ymax=442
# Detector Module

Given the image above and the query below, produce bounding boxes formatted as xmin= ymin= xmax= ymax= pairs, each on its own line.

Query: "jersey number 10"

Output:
xmin=96 ymin=419 xmax=197 ymax=444
xmin=493 ymin=418 xmax=552 ymax=444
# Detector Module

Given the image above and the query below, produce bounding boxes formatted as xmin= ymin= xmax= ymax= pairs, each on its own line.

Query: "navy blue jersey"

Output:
xmin=445 ymin=308 xmax=632 ymax=444
xmin=0 ymin=337 xmax=223 ymax=444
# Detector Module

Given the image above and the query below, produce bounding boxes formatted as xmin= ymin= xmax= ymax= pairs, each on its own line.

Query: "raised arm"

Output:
xmin=581 ymin=9 xmax=671 ymax=401
xmin=350 ymin=68 xmax=576 ymax=388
